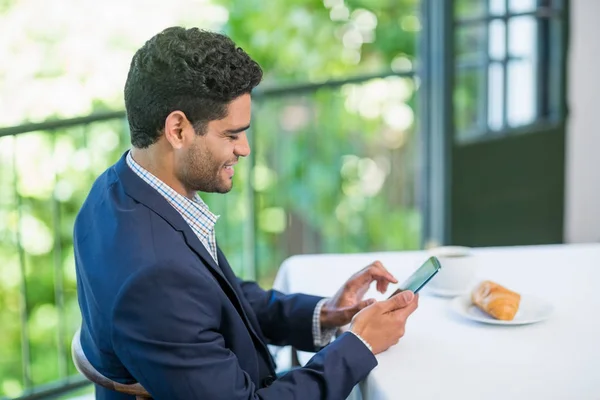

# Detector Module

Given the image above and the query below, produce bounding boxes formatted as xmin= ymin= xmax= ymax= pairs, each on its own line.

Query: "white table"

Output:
xmin=272 ymin=244 xmax=600 ymax=400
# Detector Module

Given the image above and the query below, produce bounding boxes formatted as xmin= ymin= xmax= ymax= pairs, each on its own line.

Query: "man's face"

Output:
xmin=177 ymin=94 xmax=252 ymax=194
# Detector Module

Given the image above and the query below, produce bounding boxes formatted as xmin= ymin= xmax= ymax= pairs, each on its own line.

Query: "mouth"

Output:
xmin=223 ymin=162 xmax=237 ymax=177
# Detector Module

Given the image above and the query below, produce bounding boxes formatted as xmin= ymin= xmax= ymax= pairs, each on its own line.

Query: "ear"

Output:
xmin=164 ymin=111 xmax=193 ymax=149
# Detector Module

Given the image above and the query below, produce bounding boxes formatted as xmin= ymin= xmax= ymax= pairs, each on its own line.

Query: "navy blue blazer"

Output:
xmin=74 ymin=152 xmax=377 ymax=399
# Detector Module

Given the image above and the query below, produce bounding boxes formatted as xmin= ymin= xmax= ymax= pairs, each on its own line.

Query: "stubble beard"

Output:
xmin=180 ymin=144 xmax=233 ymax=194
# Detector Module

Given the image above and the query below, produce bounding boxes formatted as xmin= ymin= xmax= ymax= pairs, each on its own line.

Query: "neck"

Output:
xmin=130 ymin=145 xmax=195 ymax=200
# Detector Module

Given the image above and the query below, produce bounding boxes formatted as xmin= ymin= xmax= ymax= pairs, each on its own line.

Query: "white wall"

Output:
xmin=565 ymin=0 xmax=600 ymax=243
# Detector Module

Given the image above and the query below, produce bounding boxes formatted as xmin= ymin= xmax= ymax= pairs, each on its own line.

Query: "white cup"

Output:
xmin=427 ymin=246 xmax=477 ymax=294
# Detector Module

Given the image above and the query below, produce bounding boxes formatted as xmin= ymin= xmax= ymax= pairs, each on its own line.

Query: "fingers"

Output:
xmin=347 ymin=261 xmax=397 ymax=294
xmin=343 ymin=298 xmax=376 ymax=320
xmin=375 ymin=277 xmax=393 ymax=294
xmin=350 ymin=298 xmax=375 ymax=318
xmin=360 ymin=298 xmax=376 ymax=309
xmin=360 ymin=261 xmax=397 ymax=294
xmin=370 ymin=261 xmax=398 ymax=284
xmin=380 ymin=290 xmax=415 ymax=312
xmin=393 ymin=293 xmax=419 ymax=320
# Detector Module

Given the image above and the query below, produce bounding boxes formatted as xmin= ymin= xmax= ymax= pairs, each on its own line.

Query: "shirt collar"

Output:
xmin=125 ymin=151 xmax=219 ymax=223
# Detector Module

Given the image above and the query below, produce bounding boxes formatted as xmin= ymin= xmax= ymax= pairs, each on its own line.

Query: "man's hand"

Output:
xmin=320 ymin=261 xmax=398 ymax=329
xmin=350 ymin=290 xmax=419 ymax=354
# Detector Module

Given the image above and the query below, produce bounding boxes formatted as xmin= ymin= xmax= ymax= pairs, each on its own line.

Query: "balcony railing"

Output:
xmin=0 ymin=70 xmax=421 ymax=399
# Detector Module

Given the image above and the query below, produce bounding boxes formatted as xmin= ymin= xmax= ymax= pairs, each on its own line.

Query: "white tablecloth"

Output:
xmin=272 ymin=244 xmax=600 ymax=400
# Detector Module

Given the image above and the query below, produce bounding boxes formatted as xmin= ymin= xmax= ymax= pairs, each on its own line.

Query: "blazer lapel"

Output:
xmin=114 ymin=152 xmax=274 ymax=373
xmin=114 ymin=152 xmax=227 ymax=282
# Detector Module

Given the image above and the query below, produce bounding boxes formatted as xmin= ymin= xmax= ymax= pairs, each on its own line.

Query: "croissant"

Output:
xmin=471 ymin=280 xmax=521 ymax=321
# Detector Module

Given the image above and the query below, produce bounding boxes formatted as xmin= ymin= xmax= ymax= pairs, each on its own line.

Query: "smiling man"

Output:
xmin=73 ymin=27 xmax=419 ymax=400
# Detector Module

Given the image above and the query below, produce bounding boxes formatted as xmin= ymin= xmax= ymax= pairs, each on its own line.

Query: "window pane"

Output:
xmin=488 ymin=62 xmax=504 ymax=130
xmin=455 ymin=0 xmax=486 ymax=19
xmin=507 ymin=60 xmax=536 ymax=126
xmin=455 ymin=68 xmax=484 ymax=138
xmin=508 ymin=16 xmax=537 ymax=57
xmin=509 ymin=0 xmax=536 ymax=13
xmin=489 ymin=0 xmax=506 ymax=15
xmin=456 ymin=24 xmax=486 ymax=62
xmin=489 ymin=20 xmax=506 ymax=60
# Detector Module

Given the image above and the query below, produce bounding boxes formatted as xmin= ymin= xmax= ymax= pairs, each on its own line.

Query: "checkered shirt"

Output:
xmin=126 ymin=151 xmax=219 ymax=264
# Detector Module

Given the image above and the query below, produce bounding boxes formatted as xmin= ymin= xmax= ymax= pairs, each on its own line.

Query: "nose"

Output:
xmin=234 ymin=131 xmax=251 ymax=157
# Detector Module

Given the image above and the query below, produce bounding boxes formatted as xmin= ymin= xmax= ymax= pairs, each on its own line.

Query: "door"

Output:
xmin=422 ymin=0 xmax=569 ymax=247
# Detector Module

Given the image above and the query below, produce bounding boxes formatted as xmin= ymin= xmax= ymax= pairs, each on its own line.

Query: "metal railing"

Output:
xmin=0 ymin=70 xmax=421 ymax=399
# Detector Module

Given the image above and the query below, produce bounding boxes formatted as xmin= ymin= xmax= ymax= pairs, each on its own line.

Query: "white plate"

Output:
xmin=450 ymin=294 xmax=554 ymax=325
xmin=422 ymin=286 xmax=468 ymax=298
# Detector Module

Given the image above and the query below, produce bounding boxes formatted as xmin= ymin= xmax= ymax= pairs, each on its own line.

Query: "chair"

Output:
xmin=71 ymin=328 xmax=152 ymax=399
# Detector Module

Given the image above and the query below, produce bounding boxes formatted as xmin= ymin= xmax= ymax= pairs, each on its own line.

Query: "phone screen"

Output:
xmin=388 ymin=256 xmax=442 ymax=298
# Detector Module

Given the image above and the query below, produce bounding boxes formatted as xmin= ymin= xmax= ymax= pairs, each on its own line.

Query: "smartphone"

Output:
xmin=388 ymin=256 xmax=442 ymax=298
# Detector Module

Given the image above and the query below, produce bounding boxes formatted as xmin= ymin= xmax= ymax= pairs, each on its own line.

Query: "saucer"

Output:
xmin=423 ymin=286 xmax=468 ymax=298
xmin=450 ymin=294 xmax=554 ymax=325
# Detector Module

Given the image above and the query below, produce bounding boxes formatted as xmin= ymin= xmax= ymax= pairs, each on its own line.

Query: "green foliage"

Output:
xmin=220 ymin=0 xmax=419 ymax=81
xmin=0 ymin=0 xmax=17 ymax=14
xmin=0 ymin=0 xmax=422 ymax=396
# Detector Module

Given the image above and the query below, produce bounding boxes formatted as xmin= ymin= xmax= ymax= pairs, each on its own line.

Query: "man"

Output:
xmin=74 ymin=26 xmax=419 ymax=400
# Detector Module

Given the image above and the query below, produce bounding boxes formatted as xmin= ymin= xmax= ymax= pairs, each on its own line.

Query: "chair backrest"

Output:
xmin=71 ymin=328 xmax=152 ymax=399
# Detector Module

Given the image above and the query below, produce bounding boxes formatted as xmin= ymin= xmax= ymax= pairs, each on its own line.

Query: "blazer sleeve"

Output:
xmin=111 ymin=263 xmax=377 ymax=400
xmin=237 ymin=279 xmax=325 ymax=351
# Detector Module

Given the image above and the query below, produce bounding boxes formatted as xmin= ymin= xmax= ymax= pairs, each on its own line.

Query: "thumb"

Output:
xmin=382 ymin=290 xmax=414 ymax=312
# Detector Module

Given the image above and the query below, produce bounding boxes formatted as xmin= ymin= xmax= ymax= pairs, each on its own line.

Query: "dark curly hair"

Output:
xmin=124 ymin=27 xmax=263 ymax=148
